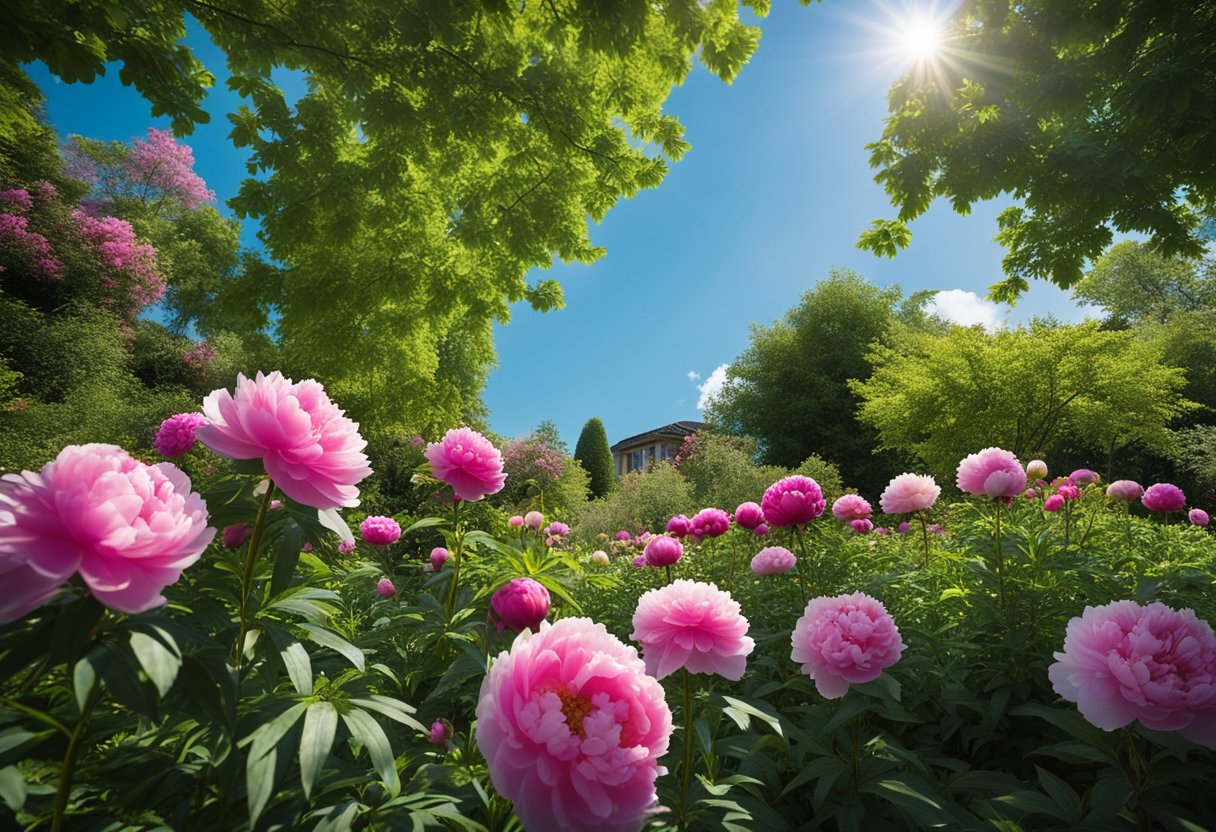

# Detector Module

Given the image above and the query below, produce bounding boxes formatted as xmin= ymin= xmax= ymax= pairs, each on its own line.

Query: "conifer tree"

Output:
xmin=574 ymin=417 xmax=615 ymax=499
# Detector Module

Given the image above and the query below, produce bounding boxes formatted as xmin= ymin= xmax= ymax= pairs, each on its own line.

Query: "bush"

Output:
xmin=574 ymin=462 xmax=694 ymax=540
xmin=574 ymin=416 xmax=616 ymax=498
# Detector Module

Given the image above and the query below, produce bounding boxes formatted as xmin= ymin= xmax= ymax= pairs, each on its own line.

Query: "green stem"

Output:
xmin=1063 ymin=501 xmax=1071 ymax=549
xmin=918 ymin=514 xmax=930 ymax=568
xmin=235 ymin=482 xmax=277 ymax=669
xmin=994 ymin=499 xmax=1006 ymax=613
xmin=665 ymin=563 xmax=673 ymax=585
xmin=792 ymin=526 xmax=812 ymax=604
xmin=51 ymin=689 xmax=99 ymax=832
xmin=848 ymin=709 xmax=863 ymax=790
xmin=680 ymin=669 xmax=695 ymax=830
xmin=443 ymin=499 xmax=464 ymax=619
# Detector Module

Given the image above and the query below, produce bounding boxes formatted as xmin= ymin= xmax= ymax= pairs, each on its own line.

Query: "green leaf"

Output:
xmin=859 ymin=776 xmax=947 ymax=826
xmin=266 ymin=626 xmax=313 ymax=696
xmin=269 ymin=523 xmax=303 ymax=598
xmin=317 ymin=507 xmax=354 ymax=544
xmin=0 ymin=766 xmax=26 ymax=812
xmin=1035 ymin=766 xmax=1081 ymax=825
xmin=297 ymin=623 xmax=365 ymax=670
xmin=341 ymin=707 xmax=400 ymax=796
xmin=347 ymin=696 xmax=427 ymax=733
xmin=857 ymin=219 xmax=912 ymax=258
xmin=401 ymin=516 xmax=447 ymax=535
xmin=72 ymin=655 xmax=97 ymax=714
xmin=719 ymin=695 xmax=783 ymax=736
xmin=127 ymin=625 xmax=182 ymax=698
xmin=300 ymin=701 xmax=338 ymax=799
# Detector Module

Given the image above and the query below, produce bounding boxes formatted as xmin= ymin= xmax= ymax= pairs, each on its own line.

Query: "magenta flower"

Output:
xmin=1025 ymin=459 xmax=1049 ymax=480
xmin=508 ymin=515 xmax=524 ymax=528
xmin=1191 ymin=509 xmax=1210 ymax=527
xmin=753 ymin=523 xmax=769 ymax=537
xmin=631 ymin=580 xmax=755 ymax=681
xmin=791 ymin=592 xmax=905 ymax=699
xmin=546 ymin=521 xmax=570 ymax=538
xmin=761 ymin=476 xmax=826 ymax=528
xmin=1070 ymin=469 xmax=1098 ymax=485
xmin=632 ymin=554 xmax=647 ymax=568
xmin=1048 ymin=601 xmax=1216 ymax=748
xmin=0 ymin=444 xmax=214 ymax=621
xmin=154 ymin=412 xmax=208 ymax=457
xmin=615 ymin=530 xmax=632 ymax=541
xmin=896 ymin=522 xmax=911 ymax=534
xmin=476 ymin=618 xmax=672 ymax=832
xmin=751 ymin=546 xmax=796 ymax=576
xmin=1043 ymin=494 xmax=1065 ymax=513
xmin=338 ymin=538 xmax=356 ymax=555
xmin=1142 ymin=483 xmax=1186 ymax=513
xmin=1106 ymin=480 xmax=1144 ymax=502
xmin=523 ymin=511 xmax=544 ymax=530
xmin=428 ymin=719 xmax=452 ymax=746
xmin=376 ymin=578 xmax=396 ymax=598
xmin=665 ymin=514 xmax=692 ymax=537
xmin=198 ymin=372 xmax=371 ymax=510
xmin=956 ymin=447 xmax=1027 ymax=499
xmin=1057 ymin=484 xmax=1081 ymax=501
xmin=831 ymin=494 xmax=872 ymax=523
xmin=222 ymin=524 xmax=250 ymax=549
xmin=490 ymin=578 xmax=551 ymax=633
xmin=734 ymin=502 xmax=764 ymax=530
xmin=430 ymin=547 xmax=449 ymax=571
xmin=850 ymin=519 xmax=873 ymax=535
xmin=643 ymin=535 xmax=683 ymax=567
xmin=874 ymin=526 xmax=890 ymax=535
xmin=425 ymin=427 xmax=507 ymax=502
xmin=360 ymin=516 xmax=401 ymax=547
xmin=690 ymin=507 xmax=731 ymax=538
xmin=879 ymin=473 xmax=940 ymax=515
xmin=1023 ymin=488 xmax=1038 ymax=500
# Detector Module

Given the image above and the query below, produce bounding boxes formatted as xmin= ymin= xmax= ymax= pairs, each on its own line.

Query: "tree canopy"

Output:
xmin=574 ymin=417 xmax=615 ymax=499
xmin=861 ymin=1 xmax=1216 ymax=302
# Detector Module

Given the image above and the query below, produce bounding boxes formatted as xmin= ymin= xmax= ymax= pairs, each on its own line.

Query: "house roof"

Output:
xmin=610 ymin=421 xmax=703 ymax=452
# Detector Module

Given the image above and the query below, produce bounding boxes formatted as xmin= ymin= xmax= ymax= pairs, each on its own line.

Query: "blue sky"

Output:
xmin=25 ymin=2 xmax=1090 ymax=451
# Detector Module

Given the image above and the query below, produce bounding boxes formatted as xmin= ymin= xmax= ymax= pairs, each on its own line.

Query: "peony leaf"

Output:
xmin=299 ymin=701 xmax=337 ymax=799
xmin=341 ymin=707 xmax=400 ymax=797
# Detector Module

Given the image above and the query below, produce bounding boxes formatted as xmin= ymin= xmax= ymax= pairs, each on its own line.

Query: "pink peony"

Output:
xmin=508 ymin=515 xmax=524 ymax=528
xmin=879 ymin=473 xmax=940 ymax=515
xmin=1043 ymin=494 xmax=1065 ymax=513
xmin=590 ymin=550 xmax=610 ymax=565
xmin=643 ymin=535 xmax=683 ymax=567
xmin=665 ymin=514 xmax=692 ymax=537
xmin=1070 ymin=469 xmax=1098 ymax=485
xmin=790 ymin=592 xmax=905 ymax=699
xmin=0 ymin=444 xmax=214 ymax=620
xmin=1048 ymin=601 xmax=1216 ymax=748
xmin=615 ymin=530 xmax=631 ymax=541
xmin=1106 ymin=480 xmax=1144 ymax=502
xmin=631 ymin=579 xmax=754 ymax=681
xmin=632 ymin=554 xmax=647 ymax=568
xmin=761 ymin=476 xmax=826 ymax=528
xmin=221 ymin=524 xmax=250 ymax=549
xmin=753 ymin=523 xmax=769 ymax=537
xmin=338 ymin=538 xmax=356 ymax=555
xmin=154 ymin=412 xmax=207 ymax=458
xmin=956 ymin=447 xmax=1027 ymax=499
xmin=1023 ymin=489 xmax=1038 ymax=500
xmin=1142 ymin=483 xmax=1186 ymax=513
xmin=751 ymin=546 xmax=796 ymax=576
xmin=1025 ymin=459 xmax=1049 ymax=480
xmin=376 ymin=577 xmax=396 ymax=598
xmin=896 ymin=522 xmax=911 ymax=534
xmin=850 ymin=519 xmax=873 ymax=535
xmin=874 ymin=526 xmax=890 ymax=535
xmin=523 ymin=511 xmax=544 ymax=530
xmin=198 ymin=372 xmax=371 ymax=510
xmin=1057 ymin=484 xmax=1081 ymax=501
xmin=1191 ymin=509 xmax=1210 ymax=527
xmin=734 ymin=502 xmax=764 ymax=530
xmin=546 ymin=521 xmax=570 ymax=538
xmin=832 ymin=494 xmax=872 ymax=523
xmin=430 ymin=547 xmax=449 ymax=571
xmin=429 ymin=719 xmax=452 ymax=746
xmin=360 ymin=516 xmax=401 ymax=546
xmin=490 ymin=578 xmax=551 ymax=633
xmin=476 ymin=618 xmax=672 ymax=832
xmin=425 ymin=427 xmax=507 ymax=502
xmin=690 ymin=507 xmax=731 ymax=538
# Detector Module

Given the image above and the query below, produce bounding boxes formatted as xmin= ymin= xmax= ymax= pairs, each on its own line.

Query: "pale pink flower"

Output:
xmin=1048 ymin=601 xmax=1216 ymax=748
xmin=1025 ymin=459 xmax=1048 ymax=480
xmin=791 ymin=592 xmax=905 ymax=699
xmin=631 ymin=579 xmax=754 ymax=681
xmin=198 ymin=372 xmax=371 ymax=510
xmin=1142 ymin=483 xmax=1186 ymax=513
xmin=1106 ymin=480 xmax=1144 ymax=502
xmin=1057 ymin=484 xmax=1081 ymax=501
xmin=761 ymin=476 xmax=826 ymax=528
xmin=0 ymin=444 xmax=214 ymax=620
xmin=476 ymin=618 xmax=672 ymax=831
xmin=643 ymin=535 xmax=683 ymax=567
xmin=879 ymin=473 xmax=940 ymax=515
xmin=1191 ymin=509 xmax=1209 ymax=527
xmin=956 ymin=447 xmax=1027 ymax=499
xmin=338 ymin=538 xmax=356 ymax=555
xmin=750 ymin=546 xmax=796 ymax=576
xmin=360 ymin=516 xmax=401 ymax=546
xmin=590 ymin=550 xmax=610 ymax=565
xmin=376 ymin=578 xmax=396 ymax=598
xmin=523 ymin=511 xmax=544 ymax=530
xmin=734 ymin=502 xmax=764 ymax=530
xmin=425 ymin=427 xmax=507 ymax=502
xmin=1070 ymin=469 xmax=1098 ymax=485
xmin=831 ymin=494 xmax=872 ymax=523
xmin=490 ymin=578 xmax=551 ymax=633
xmin=430 ymin=547 xmax=449 ymax=571
xmin=508 ymin=514 xmax=524 ymax=528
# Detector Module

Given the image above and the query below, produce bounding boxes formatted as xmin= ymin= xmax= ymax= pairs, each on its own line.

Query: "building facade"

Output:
xmin=609 ymin=421 xmax=702 ymax=477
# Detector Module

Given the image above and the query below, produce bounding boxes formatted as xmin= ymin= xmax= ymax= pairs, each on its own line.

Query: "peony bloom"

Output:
xmin=615 ymin=530 xmax=631 ymax=541
xmin=590 ymin=550 xmax=610 ymax=565
xmin=690 ymin=507 xmax=730 ymax=538
xmin=874 ymin=526 xmax=890 ymax=535
xmin=1043 ymin=494 xmax=1065 ymax=513
xmin=490 ymin=578 xmax=551 ymax=633
xmin=338 ymin=538 xmax=356 ymax=555
xmin=198 ymin=372 xmax=371 ymax=510
xmin=632 ymin=554 xmax=647 ymax=568
xmin=879 ymin=473 xmax=940 ymax=515
xmin=791 ymin=592 xmax=905 ymax=699
xmin=269 ymin=499 xmax=283 ymax=511
xmin=154 ymin=412 xmax=207 ymax=458
xmin=1048 ymin=601 xmax=1216 ymax=748
xmin=956 ymin=448 xmax=1027 ymax=499
xmin=753 ymin=523 xmax=769 ymax=537
xmin=429 ymin=719 xmax=453 ymax=746
xmin=631 ymin=580 xmax=755 ymax=680
xmin=734 ymin=502 xmax=764 ymax=530
xmin=643 ymin=535 xmax=683 ymax=568
xmin=430 ymin=547 xmax=449 ymax=571
xmin=665 ymin=514 xmax=692 ymax=537
xmin=1057 ymin=484 xmax=1081 ymax=501
xmin=476 ymin=618 xmax=672 ymax=832
xmin=222 ymin=524 xmax=250 ymax=549
xmin=425 ymin=427 xmax=507 ymax=502
xmin=896 ymin=522 xmax=911 ymax=534
xmin=523 ymin=511 xmax=544 ymax=530
xmin=929 ymin=524 xmax=946 ymax=536
xmin=761 ymin=476 xmax=826 ymax=528
xmin=1106 ymin=480 xmax=1144 ymax=502
xmin=360 ymin=515 xmax=401 ymax=546
xmin=1070 ymin=469 xmax=1098 ymax=485
xmin=1142 ymin=483 xmax=1186 ymax=513
xmin=1025 ymin=459 xmax=1049 ymax=480
xmin=832 ymin=494 xmax=872 ymax=523
xmin=1023 ymin=489 xmax=1038 ymax=500
xmin=546 ymin=521 xmax=570 ymax=538
xmin=508 ymin=515 xmax=524 ymax=528
xmin=1191 ymin=509 xmax=1210 ymax=527
xmin=751 ymin=546 xmax=796 ymax=576
xmin=0 ymin=444 xmax=214 ymax=620
xmin=376 ymin=578 xmax=396 ymax=598
xmin=850 ymin=519 xmax=873 ymax=535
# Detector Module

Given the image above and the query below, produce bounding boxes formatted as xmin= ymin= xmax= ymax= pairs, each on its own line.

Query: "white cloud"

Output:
xmin=696 ymin=364 xmax=730 ymax=410
xmin=686 ymin=370 xmax=701 ymax=382
xmin=926 ymin=289 xmax=1004 ymax=332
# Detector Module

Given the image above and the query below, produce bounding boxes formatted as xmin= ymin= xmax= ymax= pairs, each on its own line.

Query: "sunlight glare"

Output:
xmin=900 ymin=18 xmax=943 ymax=61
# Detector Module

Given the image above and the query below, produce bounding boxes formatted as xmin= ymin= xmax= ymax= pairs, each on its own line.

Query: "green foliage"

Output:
xmin=1076 ymin=242 xmax=1216 ymax=328
xmin=574 ymin=417 xmax=616 ymax=498
xmin=854 ymin=320 xmax=1197 ymax=484
xmin=575 ymin=462 xmax=694 ymax=540
xmin=862 ymin=2 xmax=1216 ymax=298
xmin=679 ymin=431 xmax=810 ymax=509
xmin=705 ymin=269 xmax=904 ymax=494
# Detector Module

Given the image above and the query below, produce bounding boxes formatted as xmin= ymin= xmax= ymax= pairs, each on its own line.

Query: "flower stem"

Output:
xmin=51 ymin=689 xmax=99 ymax=832
xmin=848 ymin=709 xmax=863 ymax=790
xmin=443 ymin=499 xmax=464 ymax=619
xmin=993 ymin=499 xmax=1006 ymax=613
xmin=235 ymin=482 xmax=276 ymax=669
xmin=680 ymin=669 xmax=695 ymax=830
xmin=665 ymin=564 xmax=673 ymax=585
xmin=918 ymin=514 xmax=930 ymax=568
xmin=792 ymin=526 xmax=812 ymax=604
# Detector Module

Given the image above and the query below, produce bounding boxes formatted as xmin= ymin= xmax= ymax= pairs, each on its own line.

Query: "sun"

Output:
xmin=900 ymin=17 xmax=944 ymax=62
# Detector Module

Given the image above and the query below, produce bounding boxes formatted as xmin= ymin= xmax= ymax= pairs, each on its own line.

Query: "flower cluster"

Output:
xmin=154 ymin=412 xmax=208 ymax=458
xmin=0 ymin=211 xmax=61 ymax=280
xmin=125 ymin=128 xmax=216 ymax=211
xmin=72 ymin=209 xmax=165 ymax=311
